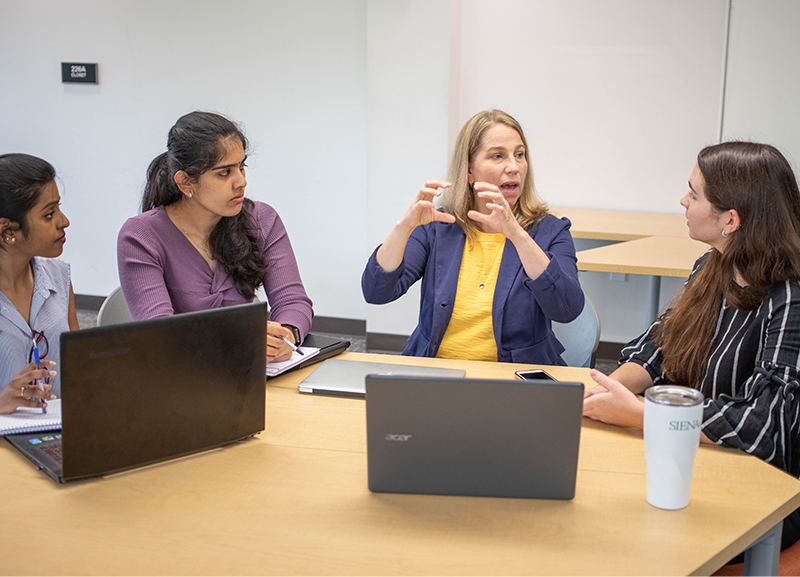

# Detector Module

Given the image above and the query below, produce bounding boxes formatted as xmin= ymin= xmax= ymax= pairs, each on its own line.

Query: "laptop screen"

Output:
xmin=58 ymin=302 xmax=267 ymax=481
xmin=366 ymin=375 xmax=583 ymax=500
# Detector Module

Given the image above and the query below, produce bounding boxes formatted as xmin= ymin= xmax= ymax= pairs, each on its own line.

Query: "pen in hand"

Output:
xmin=31 ymin=337 xmax=46 ymax=414
xmin=279 ymin=335 xmax=304 ymax=356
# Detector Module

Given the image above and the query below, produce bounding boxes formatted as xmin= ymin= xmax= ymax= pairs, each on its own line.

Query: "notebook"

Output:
xmin=298 ymin=358 xmax=466 ymax=397
xmin=5 ymin=302 xmax=267 ymax=483
xmin=366 ymin=375 xmax=584 ymax=499
xmin=267 ymin=347 xmax=320 ymax=377
xmin=265 ymin=333 xmax=350 ymax=377
xmin=0 ymin=400 xmax=61 ymax=435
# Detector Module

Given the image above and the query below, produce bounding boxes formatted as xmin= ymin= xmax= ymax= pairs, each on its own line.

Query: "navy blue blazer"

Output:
xmin=362 ymin=215 xmax=585 ymax=365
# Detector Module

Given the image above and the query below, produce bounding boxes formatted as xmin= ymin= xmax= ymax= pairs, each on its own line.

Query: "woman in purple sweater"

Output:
xmin=117 ymin=111 xmax=313 ymax=362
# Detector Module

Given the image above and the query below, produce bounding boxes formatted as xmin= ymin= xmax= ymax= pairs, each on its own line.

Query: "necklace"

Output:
xmin=172 ymin=217 xmax=215 ymax=269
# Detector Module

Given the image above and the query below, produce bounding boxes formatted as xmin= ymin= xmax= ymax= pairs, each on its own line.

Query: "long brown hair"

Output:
xmin=656 ymin=142 xmax=800 ymax=386
xmin=441 ymin=110 xmax=548 ymax=243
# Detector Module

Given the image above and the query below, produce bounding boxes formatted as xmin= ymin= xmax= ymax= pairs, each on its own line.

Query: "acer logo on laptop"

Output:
xmin=385 ymin=434 xmax=412 ymax=441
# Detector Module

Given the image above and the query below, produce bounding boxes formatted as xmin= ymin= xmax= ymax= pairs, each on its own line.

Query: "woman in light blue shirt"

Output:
xmin=0 ymin=154 xmax=78 ymax=414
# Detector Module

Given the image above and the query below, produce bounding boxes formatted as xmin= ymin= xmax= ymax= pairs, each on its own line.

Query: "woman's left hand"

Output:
xmin=266 ymin=321 xmax=294 ymax=363
xmin=582 ymin=369 xmax=645 ymax=429
xmin=467 ymin=182 xmax=522 ymax=239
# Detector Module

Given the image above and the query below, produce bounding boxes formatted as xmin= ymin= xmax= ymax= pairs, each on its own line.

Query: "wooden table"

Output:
xmin=552 ymin=207 xmax=711 ymax=321
xmin=1 ymin=352 xmax=798 ymax=576
xmin=551 ymin=207 xmax=690 ymax=241
xmin=575 ymin=235 xmax=710 ymax=278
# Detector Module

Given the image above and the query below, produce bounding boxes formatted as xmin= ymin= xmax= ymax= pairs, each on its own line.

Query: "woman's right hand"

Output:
xmin=0 ymin=361 xmax=57 ymax=415
xmin=376 ymin=181 xmax=456 ymax=273
xmin=396 ymin=181 xmax=457 ymax=232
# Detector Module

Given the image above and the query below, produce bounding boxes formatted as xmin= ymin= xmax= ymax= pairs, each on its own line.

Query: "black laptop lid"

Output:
xmin=59 ymin=302 xmax=267 ymax=481
xmin=366 ymin=375 xmax=583 ymax=500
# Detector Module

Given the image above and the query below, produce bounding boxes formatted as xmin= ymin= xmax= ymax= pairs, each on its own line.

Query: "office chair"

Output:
xmin=96 ymin=286 xmax=133 ymax=326
xmin=552 ymin=296 xmax=601 ymax=368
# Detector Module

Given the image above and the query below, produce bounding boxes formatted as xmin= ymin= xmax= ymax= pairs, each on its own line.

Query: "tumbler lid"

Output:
xmin=644 ymin=385 xmax=704 ymax=407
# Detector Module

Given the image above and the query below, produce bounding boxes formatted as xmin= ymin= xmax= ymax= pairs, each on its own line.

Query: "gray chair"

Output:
xmin=552 ymin=297 xmax=601 ymax=368
xmin=96 ymin=286 xmax=133 ymax=326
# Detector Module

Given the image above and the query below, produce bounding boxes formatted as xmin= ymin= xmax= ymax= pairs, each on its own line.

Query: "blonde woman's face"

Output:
xmin=468 ymin=124 xmax=527 ymax=207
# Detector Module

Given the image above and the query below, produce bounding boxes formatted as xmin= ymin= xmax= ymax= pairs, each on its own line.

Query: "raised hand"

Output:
xmin=466 ymin=182 xmax=520 ymax=238
xmin=376 ymin=181 xmax=456 ymax=273
xmin=397 ymin=181 xmax=457 ymax=231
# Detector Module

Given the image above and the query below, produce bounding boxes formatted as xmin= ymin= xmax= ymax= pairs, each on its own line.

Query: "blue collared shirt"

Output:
xmin=0 ymin=258 xmax=71 ymax=397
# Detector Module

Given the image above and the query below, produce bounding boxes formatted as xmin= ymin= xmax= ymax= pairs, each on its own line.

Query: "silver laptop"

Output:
xmin=366 ymin=375 xmax=583 ymax=499
xmin=298 ymin=359 xmax=466 ymax=397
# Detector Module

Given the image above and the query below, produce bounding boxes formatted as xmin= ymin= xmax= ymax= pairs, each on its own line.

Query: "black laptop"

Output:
xmin=366 ymin=375 xmax=584 ymax=499
xmin=5 ymin=302 xmax=267 ymax=483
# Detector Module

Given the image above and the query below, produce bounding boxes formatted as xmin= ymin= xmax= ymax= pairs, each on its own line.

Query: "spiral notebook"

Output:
xmin=0 ymin=400 xmax=61 ymax=435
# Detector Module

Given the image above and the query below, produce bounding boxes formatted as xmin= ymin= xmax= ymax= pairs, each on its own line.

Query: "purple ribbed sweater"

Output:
xmin=117 ymin=201 xmax=313 ymax=339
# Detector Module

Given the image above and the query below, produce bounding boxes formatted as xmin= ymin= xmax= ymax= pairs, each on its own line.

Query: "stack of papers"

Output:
xmin=266 ymin=346 xmax=320 ymax=377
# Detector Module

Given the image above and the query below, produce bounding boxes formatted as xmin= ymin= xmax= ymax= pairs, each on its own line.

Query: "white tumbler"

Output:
xmin=643 ymin=385 xmax=705 ymax=510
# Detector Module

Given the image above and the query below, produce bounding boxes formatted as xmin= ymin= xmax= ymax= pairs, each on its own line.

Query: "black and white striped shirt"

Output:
xmin=622 ymin=257 xmax=800 ymax=479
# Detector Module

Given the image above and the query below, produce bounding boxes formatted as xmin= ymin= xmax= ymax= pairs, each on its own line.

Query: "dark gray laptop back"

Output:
xmin=366 ymin=375 xmax=583 ymax=499
xmin=58 ymin=302 xmax=267 ymax=481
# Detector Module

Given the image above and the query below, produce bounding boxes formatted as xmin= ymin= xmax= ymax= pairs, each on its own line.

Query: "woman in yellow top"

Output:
xmin=361 ymin=110 xmax=585 ymax=364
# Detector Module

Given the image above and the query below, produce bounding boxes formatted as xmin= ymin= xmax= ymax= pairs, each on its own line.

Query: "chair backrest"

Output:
xmin=551 ymin=297 xmax=601 ymax=368
xmin=96 ymin=286 xmax=134 ymax=327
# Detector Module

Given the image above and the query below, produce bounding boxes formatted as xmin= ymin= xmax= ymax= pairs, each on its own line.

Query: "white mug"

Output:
xmin=643 ymin=385 xmax=704 ymax=510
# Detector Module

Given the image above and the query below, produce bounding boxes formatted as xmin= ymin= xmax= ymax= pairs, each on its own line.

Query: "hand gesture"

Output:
xmin=0 ymin=361 xmax=57 ymax=415
xmin=466 ymin=182 xmax=521 ymax=238
xmin=397 ymin=181 xmax=456 ymax=232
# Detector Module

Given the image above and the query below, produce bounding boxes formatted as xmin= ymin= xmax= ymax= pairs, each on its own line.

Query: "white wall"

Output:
xmin=0 ymin=0 xmax=368 ymax=320
xmin=722 ymin=0 xmax=800 ymax=169
xmin=3 ymin=0 xmax=800 ymax=347
xmin=456 ymin=0 xmax=727 ymax=213
xmin=365 ymin=0 xmax=451 ymax=336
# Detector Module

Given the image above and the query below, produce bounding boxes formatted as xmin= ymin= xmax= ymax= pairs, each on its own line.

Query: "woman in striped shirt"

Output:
xmin=0 ymin=154 xmax=79 ymax=414
xmin=583 ymin=141 xmax=800 ymax=551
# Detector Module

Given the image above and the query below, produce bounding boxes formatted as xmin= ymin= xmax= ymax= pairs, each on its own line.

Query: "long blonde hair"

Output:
xmin=441 ymin=110 xmax=548 ymax=243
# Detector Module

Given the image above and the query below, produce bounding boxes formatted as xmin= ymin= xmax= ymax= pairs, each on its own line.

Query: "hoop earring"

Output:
xmin=721 ymin=230 xmax=727 ymax=238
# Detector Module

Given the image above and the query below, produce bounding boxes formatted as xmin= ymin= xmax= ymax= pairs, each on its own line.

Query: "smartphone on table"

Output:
xmin=514 ymin=369 xmax=558 ymax=382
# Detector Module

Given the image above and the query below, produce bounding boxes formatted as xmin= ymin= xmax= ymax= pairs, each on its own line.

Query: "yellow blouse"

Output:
xmin=436 ymin=230 xmax=506 ymax=361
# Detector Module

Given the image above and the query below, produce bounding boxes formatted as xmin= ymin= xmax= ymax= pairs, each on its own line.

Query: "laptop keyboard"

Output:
xmin=39 ymin=443 xmax=63 ymax=466
xmin=29 ymin=433 xmax=64 ymax=467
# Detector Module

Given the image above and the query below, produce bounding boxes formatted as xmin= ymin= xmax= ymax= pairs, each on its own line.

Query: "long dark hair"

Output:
xmin=0 ymin=153 xmax=56 ymax=241
xmin=656 ymin=142 xmax=800 ymax=386
xmin=143 ymin=111 xmax=267 ymax=299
